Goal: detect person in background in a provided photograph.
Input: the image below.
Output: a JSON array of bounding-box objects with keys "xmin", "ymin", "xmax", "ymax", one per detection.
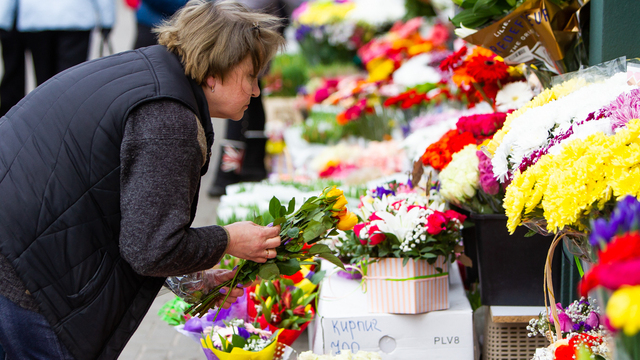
[
  {"xmin": 0, "ymin": 1, "xmax": 285, "ymax": 359},
  {"xmin": 0, "ymin": 0, "xmax": 115, "ymax": 115},
  {"xmin": 133, "ymin": 0, "xmax": 187, "ymax": 49},
  {"xmin": 0, "ymin": 0, "xmax": 23, "ymax": 117}
]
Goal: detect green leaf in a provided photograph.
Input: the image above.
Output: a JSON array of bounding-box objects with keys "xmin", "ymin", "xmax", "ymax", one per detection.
[
  {"xmin": 303, "ymin": 221, "xmax": 327, "ymax": 241},
  {"xmin": 273, "ymin": 217, "xmax": 286, "ymax": 226},
  {"xmin": 402, "ymin": 257, "xmax": 410, "ymax": 266},
  {"xmin": 301, "ymin": 292, "xmax": 318, "ymax": 306},
  {"xmin": 308, "ymin": 243, "xmax": 331, "ymax": 255},
  {"xmin": 473, "ymin": 0, "xmax": 498, "ymax": 13},
  {"xmin": 231, "ymin": 334, "xmax": 246, "ymax": 348},
  {"xmin": 258, "ymin": 263, "xmax": 280, "ymax": 280},
  {"xmin": 318, "ymin": 251, "xmax": 345, "ymax": 269},
  {"xmin": 310, "ymin": 270, "xmax": 326, "ymax": 285},
  {"xmin": 279, "ymin": 205, "xmax": 287, "ymax": 218},
  {"xmin": 288, "ymin": 198, "xmax": 296, "ymax": 214},
  {"xmin": 264, "ymin": 280, "xmax": 277, "ymax": 297},
  {"xmin": 269, "ymin": 197, "xmax": 282, "ymax": 219},
  {"xmin": 327, "ymin": 229, "xmax": 339, "ymax": 236},
  {"xmin": 287, "ymin": 227, "xmax": 300, "ymax": 239},
  {"xmin": 285, "ymin": 241, "xmax": 304, "ymax": 252},
  {"xmin": 276, "ymin": 258, "xmax": 301, "ymax": 276},
  {"xmin": 220, "ymin": 334, "xmax": 232, "ymax": 352}
]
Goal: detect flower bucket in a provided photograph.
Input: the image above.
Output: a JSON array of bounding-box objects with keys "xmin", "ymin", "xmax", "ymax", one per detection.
[
  {"xmin": 471, "ymin": 213, "xmax": 561, "ymax": 306},
  {"xmin": 365, "ymin": 256, "xmax": 449, "ymax": 314}
]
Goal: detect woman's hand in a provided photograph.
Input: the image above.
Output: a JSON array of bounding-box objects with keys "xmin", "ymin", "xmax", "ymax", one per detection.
[
  {"xmin": 203, "ymin": 268, "xmax": 246, "ymax": 309},
  {"xmin": 223, "ymin": 221, "xmax": 281, "ymax": 263}
]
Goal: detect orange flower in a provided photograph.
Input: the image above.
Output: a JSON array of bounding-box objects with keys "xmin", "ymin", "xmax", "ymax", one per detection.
[
  {"xmin": 332, "ymin": 195, "xmax": 348, "ymax": 212},
  {"xmin": 337, "ymin": 211, "xmax": 358, "ymax": 231}
]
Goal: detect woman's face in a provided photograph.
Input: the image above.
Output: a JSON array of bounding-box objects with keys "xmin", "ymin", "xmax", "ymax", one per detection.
[{"xmin": 203, "ymin": 56, "xmax": 260, "ymax": 120}]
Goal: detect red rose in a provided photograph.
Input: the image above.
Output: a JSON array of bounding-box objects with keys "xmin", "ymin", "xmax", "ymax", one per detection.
[
  {"xmin": 368, "ymin": 225, "xmax": 386, "ymax": 246},
  {"xmin": 426, "ymin": 211, "xmax": 447, "ymax": 235}
]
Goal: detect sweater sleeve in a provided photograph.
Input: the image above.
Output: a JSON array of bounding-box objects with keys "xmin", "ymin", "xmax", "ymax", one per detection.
[{"xmin": 119, "ymin": 99, "xmax": 228, "ymax": 277}]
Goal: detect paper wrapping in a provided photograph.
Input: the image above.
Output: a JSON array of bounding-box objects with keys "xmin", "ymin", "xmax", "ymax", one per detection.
[
  {"xmin": 366, "ymin": 257, "xmax": 449, "ymax": 314},
  {"xmin": 200, "ymin": 329, "xmax": 282, "ymax": 360},
  {"xmin": 464, "ymin": 0, "xmax": 586, "ymax": 75}
]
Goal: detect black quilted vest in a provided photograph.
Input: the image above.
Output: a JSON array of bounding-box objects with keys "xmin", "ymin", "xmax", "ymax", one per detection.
[{"xmin": 0, "ymin": 45, "xmax": 213, "ymax": 359}]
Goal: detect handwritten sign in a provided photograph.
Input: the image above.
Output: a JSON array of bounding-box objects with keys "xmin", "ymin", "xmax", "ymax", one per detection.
[{"xmin": 321, "ymin": 316, "xmax": 469, "ymax": 355}]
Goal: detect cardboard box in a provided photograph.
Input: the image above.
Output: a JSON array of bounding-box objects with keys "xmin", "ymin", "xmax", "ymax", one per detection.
[
  {"xmin": 367, "ymin": 257, "xmax": 449, "ymax": 314},
  {"xmin": 311, "ymin": 261, "xmax": 475, "ymax": 359}
]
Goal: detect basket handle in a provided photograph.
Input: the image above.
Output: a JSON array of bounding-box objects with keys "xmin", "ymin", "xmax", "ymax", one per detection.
[{"xmin": 544, "ymin": 233, "xmax": 564, "ymax": 342}]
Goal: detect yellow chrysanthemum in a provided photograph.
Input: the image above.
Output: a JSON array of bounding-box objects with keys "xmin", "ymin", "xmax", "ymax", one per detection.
[
  {"xmin": 607, "ymin": 286, "xmax": 640, "ymax": 336},
  {"xmin": 504, "ymin": 118, "xmax": 640, "ymax": 234}
]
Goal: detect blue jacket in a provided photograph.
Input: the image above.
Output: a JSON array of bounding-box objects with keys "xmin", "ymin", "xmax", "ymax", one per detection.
[
  {"xmin": 0, "ymin": 0, "xmax": 115, "ymax": 31},
  {"xmin": 136, "ymin": 0, "xmax": 187, "ymax": 28}
]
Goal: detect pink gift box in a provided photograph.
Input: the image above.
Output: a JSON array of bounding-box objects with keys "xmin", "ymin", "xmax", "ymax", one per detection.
[{"xmin": 366, "ymin": 256, "xmax": 449, "ymax": 314}]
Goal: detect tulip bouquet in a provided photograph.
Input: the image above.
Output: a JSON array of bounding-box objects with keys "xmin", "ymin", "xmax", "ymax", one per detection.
[
  {"xmin": 346, "ymin": 180, "xmax": 466, "ymax": 266},
  {"xmin": 249, "ymin": 274, "xmax": 321, "ymax": 346},
  {"xmin": 579, "ymin": 195, "xmax": 640, "ymax": 359},
  {"xmin": 186, "ymin": 186, "xmax": 356, "ymax": 317}
]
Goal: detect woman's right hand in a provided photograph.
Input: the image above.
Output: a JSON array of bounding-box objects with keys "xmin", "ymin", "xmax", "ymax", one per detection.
[{"xmin": 223, "ymin": 221, "xmax": 281, "ymax": 263}]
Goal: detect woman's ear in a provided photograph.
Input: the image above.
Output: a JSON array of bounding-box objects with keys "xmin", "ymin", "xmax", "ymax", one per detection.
[{"xmin": 205, "ymin": 76, "xmax": 217, "ymax": 92}]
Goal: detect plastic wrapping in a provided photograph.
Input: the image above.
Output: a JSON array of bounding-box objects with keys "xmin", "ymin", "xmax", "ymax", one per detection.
[
  {"xmin": 521, "ymin": 217, "xmax": 596, "ymax": 263},
  {"xmin": 165, "ymin": 270, "xmax": 215, "ymax": 304},
  {"xmin": 550, "ymin": 56, "xmax": 627, "ymax": 87}
]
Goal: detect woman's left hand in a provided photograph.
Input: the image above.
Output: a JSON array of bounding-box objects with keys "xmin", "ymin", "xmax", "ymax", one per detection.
[{"xmin": 203, "ymin": 268, "xmax": 246, "ymax": 309}]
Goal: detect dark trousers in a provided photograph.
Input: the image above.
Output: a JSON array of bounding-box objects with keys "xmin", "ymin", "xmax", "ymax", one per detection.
[
  {"xmin": 0, "ymin": 28, "xmax": 25, "ymax": 116},
  {"xmin": 0, "ymin": 30, "xmax": 90, "ymax": 117},
  {"xmin": 0, "ymin": 295, "xmax": 75, "ymax": 359},
  {"xmin": 209, "ymin": 84, "xmax": 267, "ymax": 196},
  {"xmin": 23, "ymin": 30, "xmax": 91, "ymax": 85}
]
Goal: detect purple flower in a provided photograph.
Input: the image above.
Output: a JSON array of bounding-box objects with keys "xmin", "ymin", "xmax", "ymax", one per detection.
[
  {"xmin": 237, "ymin": 327, "xmax": 251, "ymax": 339},
  {"xmin": 305, "ymin": 270, "xmax": 315, "ymax": 279},
  {"xmin": 586, "ymin": 311, "xmax": 600, "ymax": 329},
  {"xmin": 372, "ymin": 186, "xmax": 395, "ymax": 199},
  {"xmin": 183, "ymin": 316, "xmax": 207, "ymax": 333},
  {"xmin": 600, "ymin": 88, "xmax": 640, "ymax": 130},
  {"xmin": 590, "ymin": 195, "xmax": 640, "ymax": 248},
  {"xmin": 477, "ymin": 150, "xmax": 500, "ymax": 195},
  {"xmin": 557, "ymin": 311, "xmax": 574, "ymax": 333}
]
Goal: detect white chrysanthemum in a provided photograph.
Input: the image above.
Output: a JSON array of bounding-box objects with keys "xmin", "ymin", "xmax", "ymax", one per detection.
[
  {"xmin": 392, "ymin": 53, "xmax": 441, "ymax": 89},
  {"xmin": 495, "ymin": 81, "xmax": 534, "ymax": 112},
  {"xmin": 439, "ymin": 144, "xmax": 479, "ymax": 203},
  {"xmin": 353, "ymin": 351, "xmax": 383, "ymax": 360},
  {"xmin": 297, "ymin": 351, "xmax": 319, "ymax": 360},
  {"xmin": 491, "ymin": 72, "xmax": 634, "ymax": 181},
  {"xmin": 547, "ymin": 118, "xmax": 614, "ymax": 155}
]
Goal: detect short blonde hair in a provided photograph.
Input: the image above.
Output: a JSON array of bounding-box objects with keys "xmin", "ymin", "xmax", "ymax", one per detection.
[{"xmin": 155, "ymin": 0, "xmax": 286, "ymax": 84}]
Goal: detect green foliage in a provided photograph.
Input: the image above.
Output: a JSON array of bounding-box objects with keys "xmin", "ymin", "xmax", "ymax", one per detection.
[
  {"xmin": 263, "ymin": 53, "xmax": 310, "ymax": 97},
  {"xmin": 301, "ymin": 110, "xmax": 345, "ymax": 144},
  {"xmin": 404, "ymin": 0, "xmax": 436, "ymax": 20},
  {"xmin": 450, "ymin": 0, "xmax": 524, "ymax": 29}
]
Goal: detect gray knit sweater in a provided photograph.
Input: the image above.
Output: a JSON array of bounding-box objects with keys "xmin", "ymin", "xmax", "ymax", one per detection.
[{"xmin": 0, "ymin": 100, "xmax": 228, "ymax": 312}]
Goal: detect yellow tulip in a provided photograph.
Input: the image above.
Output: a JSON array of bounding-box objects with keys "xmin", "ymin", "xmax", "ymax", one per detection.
[
  {"xmin": 337, "ymin": 211, "xmax": 358, "ymax": 231},
  {"xmin": 607, "ymin": 286, "xmax": 640, "ymax": 336}
]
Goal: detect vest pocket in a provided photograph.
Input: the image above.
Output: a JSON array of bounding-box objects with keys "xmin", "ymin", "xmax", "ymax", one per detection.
[{"xmin": 67, "ymin": 249, "xmax": 113, "ymax": 308}]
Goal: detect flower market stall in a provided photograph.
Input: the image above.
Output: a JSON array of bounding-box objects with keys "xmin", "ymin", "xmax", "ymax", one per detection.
[{"xmin": 152, "ymin": 0, "xmax": 640, "ymax": 359}]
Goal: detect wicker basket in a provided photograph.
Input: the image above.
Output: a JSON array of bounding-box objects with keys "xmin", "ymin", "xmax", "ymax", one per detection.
[{"xmin": 483, "ymin": 315, "xmax": 548, "ymax": 360}]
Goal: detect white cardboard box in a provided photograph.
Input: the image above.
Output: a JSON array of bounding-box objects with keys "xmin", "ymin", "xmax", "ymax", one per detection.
[{"xmin": 310, "ymin": 261, "xmax": 476, "ymax": 359}]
